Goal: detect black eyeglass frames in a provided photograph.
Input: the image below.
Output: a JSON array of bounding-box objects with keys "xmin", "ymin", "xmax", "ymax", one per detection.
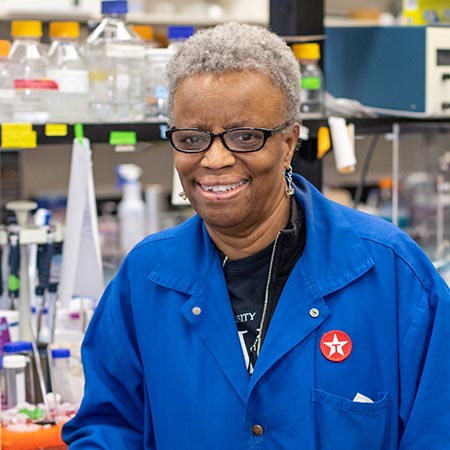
[{"xmin": 165, "ymin": 122, "xmax": 292, "ymax": 153}]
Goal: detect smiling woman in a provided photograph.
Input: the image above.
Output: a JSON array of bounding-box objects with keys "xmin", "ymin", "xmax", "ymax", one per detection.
[{"xmin": 63, "ymin": 22, "xmax": 450, "ymax": 450}]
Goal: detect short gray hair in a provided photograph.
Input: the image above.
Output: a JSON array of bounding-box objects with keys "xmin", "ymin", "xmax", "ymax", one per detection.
[{"xmin": 166, "ymin": 22, "xmax": 301, "ymax": 126}]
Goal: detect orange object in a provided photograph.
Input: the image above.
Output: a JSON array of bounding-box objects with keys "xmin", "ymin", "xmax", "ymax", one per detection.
[{"xmin": 1, "ymin": 421, "xmax": 68, "ymax": 450}]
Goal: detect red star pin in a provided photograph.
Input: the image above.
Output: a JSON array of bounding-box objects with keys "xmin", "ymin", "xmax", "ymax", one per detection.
[{"xmin": 320, "ymin": 330, "xmax": 352, "ymax": 362}]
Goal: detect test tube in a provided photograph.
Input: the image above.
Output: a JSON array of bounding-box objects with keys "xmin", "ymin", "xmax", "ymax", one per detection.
[{"xmin": 3, "ymin": 354, "xmax": 27, "ymax": 409}]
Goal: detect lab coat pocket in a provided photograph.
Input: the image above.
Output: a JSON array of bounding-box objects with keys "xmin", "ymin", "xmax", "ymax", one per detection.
[{"xmin": 311, "ymin": 389, "xmax": 389, "ymax": 450}]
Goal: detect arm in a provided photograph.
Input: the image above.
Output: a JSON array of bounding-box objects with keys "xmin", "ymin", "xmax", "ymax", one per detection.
[
  {"xmin": 399, "ymin": 273, "xmax": 450, "ymax": 449},
  {"xmin": 62, "ymin": 266, "xmax": 154, "ymax": 449}
]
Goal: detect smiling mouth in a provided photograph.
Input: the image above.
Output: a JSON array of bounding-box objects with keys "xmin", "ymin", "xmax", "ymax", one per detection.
[{"xmin": 200, "ymin": 180, "xmax": 248, "ymax": 193}]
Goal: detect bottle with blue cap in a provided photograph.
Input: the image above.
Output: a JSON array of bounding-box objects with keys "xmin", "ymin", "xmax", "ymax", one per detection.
[
  {"xmin": 167, "ymin": 25, "xmax": 195, "ymax": 51},
  {"xmin": 50, "ymin": 347, "xmax": 74, "ymax": 403},
  {"xmin": 84, "ymin": 0, "xmax": 146, "ymax": 122}
]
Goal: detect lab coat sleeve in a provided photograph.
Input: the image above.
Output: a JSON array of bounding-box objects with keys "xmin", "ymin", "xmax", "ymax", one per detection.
[
  {"xmin": 62, "ymin": 264, "xmax": 153, "ymax": 449},
  {"xmin": 399, "ymin": 272, "xmax": 450, "ymax": 449}
]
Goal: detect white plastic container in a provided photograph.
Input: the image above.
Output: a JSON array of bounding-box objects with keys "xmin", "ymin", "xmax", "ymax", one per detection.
[
  {"xmin": 47, "ymin": 21, "xmax": 90, "ymax": 123},
  {"xmin": 3, "ymin": 354, "xmax": 26, "ymax": 409},
  {"xmin": 0, "ymin": 40, "xmax": 15, "ymax": 122},
  {"xmin": 117, "ymin": 164, "xmax": 146, "ymax": 255},
  {"xmin": 84, "ymin": 0, "xmax": 146, "ymax": 122},
  {"xmin": 292, "ymin": 43, "xmax": 325, "ymax": 116},
  {"xmin": 50, "ymin": 348, "xmax": 74, "ymax": 403},
  {"xmin": 8, "ymin": 20, "xmax": 54, "ymax": 123}
]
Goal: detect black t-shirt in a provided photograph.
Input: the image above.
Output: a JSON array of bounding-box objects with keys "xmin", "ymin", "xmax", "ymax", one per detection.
[{"xmin": 220, "ymin": 198, "xmax": 306, "ymax": 373}]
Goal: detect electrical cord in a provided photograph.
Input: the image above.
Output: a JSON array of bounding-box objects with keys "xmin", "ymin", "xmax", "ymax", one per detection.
[{"xmin": 353, "ymin": 135, "xmax": 380, "ymax": 209}]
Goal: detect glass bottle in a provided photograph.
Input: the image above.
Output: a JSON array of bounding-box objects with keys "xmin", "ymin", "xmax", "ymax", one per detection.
[
  {"xmin": 292, "ymin": 42, "xmax": 325, "ymax": 117},
  {"xmin": 47, "ymin": 21, "xmax": 90, "ymax": 123},
  {"xmin": 0, "ymin": 40, "xmax": 15, "ymax": 123},
  {"xmin": 8, "ymin": 20, "xmax": 54, "ymax": 123},
  {"xmin": 84, "ymin": 0, "xmax": 146, "ymax": 122}
]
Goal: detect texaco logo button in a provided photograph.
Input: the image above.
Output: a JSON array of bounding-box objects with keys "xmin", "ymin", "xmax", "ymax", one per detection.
[{"xmin": 320, "ymin": 330, "xmax": 352, "ymax": 362}]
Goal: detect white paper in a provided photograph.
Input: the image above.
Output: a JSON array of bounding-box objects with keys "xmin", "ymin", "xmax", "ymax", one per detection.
[
  {"xmin": 59, "ymin": 138, "xmax": 104, "ymax": 308},
  {"xmin": 353, "ymin": 392, "xmax": 374, "ymax": 403},
  {"xmin": 328, "ymin": 116, "xmax": 357, "ymax": 174}
]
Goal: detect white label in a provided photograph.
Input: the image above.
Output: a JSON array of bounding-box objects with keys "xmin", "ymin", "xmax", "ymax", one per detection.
[
  {"xmin": 116, "ymin": 73, "xmax": 130, "ymax": 89},
  {"xmin": 105, "ymin": 44, "xmax": 145, "ymax": 59},
  {"xmin": 47, "ymin": 69, "xmax": 89, "ymax": 94},
  {"xmin": 0, "ymin": 89, "xmax": 15, "ymax": 100},
  {"xmin": 404, "ymin": 0, "xmax": 418, "ymax": 11}
]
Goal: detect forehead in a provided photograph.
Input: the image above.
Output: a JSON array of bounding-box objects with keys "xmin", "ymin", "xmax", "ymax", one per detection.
[{"xmin": 173, "ymin": 71, "xmax": 286, "ymax": 127}]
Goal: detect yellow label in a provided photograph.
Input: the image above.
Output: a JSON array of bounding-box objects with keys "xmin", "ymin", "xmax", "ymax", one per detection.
[
  {"xmin": 45, "ymin": 123, "xmax": 68, "ymax": 137},
  {"xmin": 1, "ymin": 123, "xmax": 37, "ymax": 149}
]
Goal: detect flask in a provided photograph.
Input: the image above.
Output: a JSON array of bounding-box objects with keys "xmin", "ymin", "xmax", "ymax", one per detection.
[
  {"xmin": 0, "ymin": 40, "xmax": 15, "ymax": 122},
  {"xmin": 117, "ymin": 164, "xmax": 146, "ymax": 255},
  {"xmin": 3, "ymin": 354, "xmax": 26, "ymax": 409},
  {"xmin": 167, "ymin": 25, "xmax": 195, "ymax": 50},
  {"xmin": 292, "ymin": 43, "xmax": 325, "ymax": 116},
  {"xmin": 8, "ymin": 20, "xmax": 55, "ymax": 123},
  {"xmin": 47, "ymin": 21, "xmax": 90, "ymax": 123},
  {"xmin": 84, "ymin": 0, "xmax": 146, "ymax": 122},
  {"xmin": 50, "ymin": 348, "xmax": 74, "ymax": 403}
]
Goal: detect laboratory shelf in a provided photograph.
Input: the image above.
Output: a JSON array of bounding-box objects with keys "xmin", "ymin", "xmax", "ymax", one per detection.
[{"xmin": 1, "ymin": 116, "xmax": 450, "ymax": 149}]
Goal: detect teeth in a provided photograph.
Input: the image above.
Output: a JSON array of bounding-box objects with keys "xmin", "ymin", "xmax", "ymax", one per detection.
[{"xmin": 203, "ymin": 180, "xmax": 246, "ymax": 193}]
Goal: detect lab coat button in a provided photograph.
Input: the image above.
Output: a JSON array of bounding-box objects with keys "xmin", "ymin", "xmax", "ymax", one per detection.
[
  {"xmin": 252, "ymin": 424, "xmax": 264, "ymax": 436},
  {"xmin": 309, "ymin": 308, "xmax": 320, "ymax": 318},
  {"xmin": 192, "ymin": 306, "xmax": 202, "ymax": 315}
]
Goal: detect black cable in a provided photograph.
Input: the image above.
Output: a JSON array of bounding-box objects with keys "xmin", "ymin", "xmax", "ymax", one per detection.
[{"xmin": 353, "ymin": 135, "xmax": 380, "ymax": 209}]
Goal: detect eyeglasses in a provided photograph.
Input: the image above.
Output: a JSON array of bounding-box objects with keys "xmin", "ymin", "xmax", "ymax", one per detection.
[{"xmin": 166, "ymin": 122, "xmax": 291, "ymax": 153}]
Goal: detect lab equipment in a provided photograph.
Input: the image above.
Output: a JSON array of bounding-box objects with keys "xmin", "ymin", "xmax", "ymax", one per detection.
[
  {"xmin": 0, "ymin": 40, "xmax": 14, "ymax": 122},
  {"xmin": 3, "ymin": 354, "xmax": 26, "ymax": 409},
  {"xmin": 325, "ymin": 26, "xmax": 450, "ymax": 116}
]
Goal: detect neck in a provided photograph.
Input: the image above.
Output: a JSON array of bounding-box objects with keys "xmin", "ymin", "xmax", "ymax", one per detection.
[{"xmin": 206, "ymin": 195, "xmax": 291, "ymax": 260}]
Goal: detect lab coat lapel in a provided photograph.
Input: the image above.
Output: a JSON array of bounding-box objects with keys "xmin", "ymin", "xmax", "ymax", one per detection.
[{"xmin": 150, "ymin": 218, "xmax": 249, "ymax": 404}]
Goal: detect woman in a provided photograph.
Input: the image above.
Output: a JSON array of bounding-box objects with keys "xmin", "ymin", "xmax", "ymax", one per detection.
[{"xmin": 63, "ymin": 23, "xmax": 450, "ymax": 449}]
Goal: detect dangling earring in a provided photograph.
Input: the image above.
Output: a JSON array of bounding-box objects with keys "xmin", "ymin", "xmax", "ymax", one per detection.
[
  {"xmin": 285, "ymin": 165, "xmax": 294, "ymax": 196},
  {"xmin": 179, "ymin": 191, "xmax": 187, "ymax": 201}
]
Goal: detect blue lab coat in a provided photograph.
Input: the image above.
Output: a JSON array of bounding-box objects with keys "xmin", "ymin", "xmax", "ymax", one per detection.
[{"xmin": 63, "ymin": 175, "xmax": 450, "ymax": 449}]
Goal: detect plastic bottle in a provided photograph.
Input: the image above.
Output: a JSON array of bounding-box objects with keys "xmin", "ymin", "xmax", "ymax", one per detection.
[
  {"xmin": 117, "ymin": 164, "xmax": 146, "ymax": 255},
  {"xmin": 84, "ymin": 0, "xmax": 146, "ymax": 122},
  {"xmin": 292, "ymin": 43, "xmax": 325, "ymax": 116},
  {"xmin": 167, "ymin": 25, "xmax": 195, "ymax": 50},
  {"xmin": 3, "ymin": 341, "xmax": 38, "ymax": 405},
  {"xmin": 47, "ymin": 21, "xmax": 90, "ymax": 123},
  {"xmin": 50, "ymin": 348, "xmax": 74, "ymax": 403},
  {"xmin": 3, "ymin": 354, "xmax": 26, "ymax": 409},
  {"xmin": 8, "ymin": 20, "xmax": 55, "ymax": 123},
  {"xmin": 0, "ymin": 40, "xmax": 15, "ymax": 122}
]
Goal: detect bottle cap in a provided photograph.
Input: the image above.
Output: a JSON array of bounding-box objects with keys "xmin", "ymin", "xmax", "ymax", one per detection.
[
  {"xmin": 11, "ymin": 20, "xmax": 43, "ymax": 38},
  {"xmin": 49, "ymin": 21, "xmax": 80, "ymax": 39},
  {"xmin": 167, "ymin": 25, "xmax": 194, "ymax": 41},
  {"xmin": 292, "ymin": 43, "xmax": 320, "ymax": 61},
  {"xmin": 378, "ymin": 176, "xmax": 393, "ymax": 190},
  {"xmin": 0, "ymin": 40, "xmax": 11, "ymax": 57},
  {"xmin": 51, "ymin": 348, "xmax": 71, "ymax": 358},
  {"xmin": 3, "ymin": 354, "xmax": 27, "ymax": 369},
  {"xmin": 3, "ymin": 341, "xmax": 27, "ymax": 353},
  {"xmin": 131, "ymin": 25, "xmax": 154, "ymax": 41},
  {"xmin": 101, "ymin": 0, "xmax": 128, "ymax": 14}
]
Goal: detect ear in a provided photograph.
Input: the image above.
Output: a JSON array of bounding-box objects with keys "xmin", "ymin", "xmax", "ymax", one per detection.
[{"xmin": 283, "ymin": 122, "xmax": 300, "ymax": 166}]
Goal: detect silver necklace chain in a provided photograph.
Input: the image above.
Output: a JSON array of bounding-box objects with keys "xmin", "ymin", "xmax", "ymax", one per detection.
[{"xmin": 250, "ymin": 232, "xmax": 280, "ymax": 360}]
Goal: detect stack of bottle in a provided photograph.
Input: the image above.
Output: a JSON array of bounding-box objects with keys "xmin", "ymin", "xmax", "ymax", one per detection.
[{"xmin": 0, "ymin": 0, "xmax": 196, "ymax": 124}]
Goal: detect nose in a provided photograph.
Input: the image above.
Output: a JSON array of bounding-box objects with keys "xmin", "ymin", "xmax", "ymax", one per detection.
[{"xmin": 200, "ymin": 135, "xmax": 236, "ymax": 169}]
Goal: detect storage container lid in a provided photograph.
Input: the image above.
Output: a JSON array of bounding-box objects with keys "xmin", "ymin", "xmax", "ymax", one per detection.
[
  {"xmin": 49, "ymin": 21, "xmax": 80, "ymax": 39},
  {"xmin": 131, "ymin": 25, "xmax": 154, "ymax": 41},
  {"xmin": 292, "ymin": 43, "xmax": 320, "ymax": 60},
  {"xmin": 51, "ymin": 348, "xmax": 71, "ymax": 358},
  {"xmin": 167, "ymin": 26, "xmax": 194, "ymax": 41},
  {"xmin": 11, "ymin": 20, "xmax": 43, "ymax": 38},
  {"xmin": 3, "ymin": 354, "xmax": 27, "ymax": 369},
  {"xmin": 0, "ymin": 40, "xmax": 10, "ymax": 57},
  {"xmin": 102, "ymin": 0, "xmax": 128, "ymax": 14}
]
